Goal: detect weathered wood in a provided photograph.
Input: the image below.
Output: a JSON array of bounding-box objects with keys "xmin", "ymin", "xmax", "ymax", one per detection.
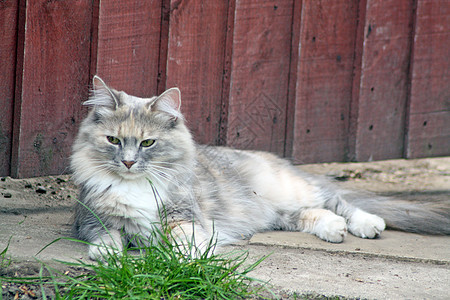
[
  {"xmin": 405, "ymin": 0, "xmax": 450, "ymax": 158},
  {"xmin": 0, "ymin": 0, "xmax": 19, "ymax": 176},
  {"xmin": 157, "ymin": 0, "xmax": 171, "ymax": 95},
  {"xmin": 283, "ymin": 0, "xmax": 303, "ymax": 159},
  {"xmin": 165, "ymin": 0, "xmax": 229, "ymax": 145},
  {"xmin": 291, "ymin": 0, "xmax": 359, "ymax": 164},
  {"xmin": 11, "ymin": 0, "xmax": 92, "ymax": 178},
  {"xmin": 2, "ymin": 0, "xmax": 449, "ymax": 178},
  {"xmin": 91, "ymin": 0, "xmax": 162, "ymax": 97},
  {"xmin": 217, "ymin": 0, "xmax": 237, "ymax": 146},
  {"xmin": 226, "ymin": 0, "xmax": 293, "ymax": 155},
  {"xmin": 353, "ymin": 0, "xmax": 414, "ymax": 161},
  {"xmin": 348, "ymin": 0, "xmax": 368, "ymax": 162}
]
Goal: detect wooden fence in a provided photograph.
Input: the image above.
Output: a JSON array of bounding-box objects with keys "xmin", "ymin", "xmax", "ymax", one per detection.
[{"xmin": 1, "ymin": 0, "xmax": 449, "ymax": 178}]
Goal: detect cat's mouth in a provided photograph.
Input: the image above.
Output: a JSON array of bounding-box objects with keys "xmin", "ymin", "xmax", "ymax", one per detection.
[{"xmin": 119, "ymin": 169, "xmax": 144, "ymax": 180}]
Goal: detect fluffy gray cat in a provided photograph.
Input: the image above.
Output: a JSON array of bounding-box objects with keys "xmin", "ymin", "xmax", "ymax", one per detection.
[{"xmin": 71, "ymin": 76, "xmax": 449, "ymax": 260}]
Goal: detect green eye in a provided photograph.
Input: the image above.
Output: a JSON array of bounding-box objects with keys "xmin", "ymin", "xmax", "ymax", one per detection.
[
  {"xmin": 140, "ymin": 139, "xmax": 155, "ymax": 148},
  {"xmin": 107, "ymin": 136, "xmax": 121, "ymax": 145}
]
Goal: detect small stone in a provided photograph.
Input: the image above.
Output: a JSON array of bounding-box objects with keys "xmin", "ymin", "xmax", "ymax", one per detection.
[
  {"xmin": 36, "ymin": 186, "xmax": 47, "ymax": 194},
  {"xmin": 3, "ymin": 192, "xmax": 12, "ymax": 198},
  {"xmin": 55, "ymin": 177, "xmax": 66, "ymax": 184}
]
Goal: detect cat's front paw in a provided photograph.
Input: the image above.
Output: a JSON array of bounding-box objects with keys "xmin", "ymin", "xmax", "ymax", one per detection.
[
  {"xmin": 315, "ymin": 215, "xmax": 348, "ymax": 243},
  {"xmin": 88, "ymin": 231, "xmax": 123, "ymax": 261},
  {"xmin": 348, "ymin": 209, "xmax": 385, "ymax": 239}
]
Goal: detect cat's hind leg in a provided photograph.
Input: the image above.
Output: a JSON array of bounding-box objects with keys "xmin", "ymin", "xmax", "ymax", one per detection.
[
  {"xmin": 347, "ymin": 208, "xmax": 385, "ymax": 238},
  {"xmin": 324, "ymin": 195, "xmax": 385, "ymax": 239},
  {"xmin": 298, "ymin": 209, "xmax": 348, "ymax": 243}
]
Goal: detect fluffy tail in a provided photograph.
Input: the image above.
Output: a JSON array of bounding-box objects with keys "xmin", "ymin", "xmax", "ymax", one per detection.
[{"xmin": 342, "ymin": 191, "xmax": 450, "ymax": 235}]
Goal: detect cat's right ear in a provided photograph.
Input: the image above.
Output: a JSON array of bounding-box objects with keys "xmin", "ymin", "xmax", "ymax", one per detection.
[
  {"xmin": 83, "ymin": 75, "xmax": 119, "ymax": 108},
  {"xmin": 147, "ymin": 87, "xmax": 184, "ymax": 120}
]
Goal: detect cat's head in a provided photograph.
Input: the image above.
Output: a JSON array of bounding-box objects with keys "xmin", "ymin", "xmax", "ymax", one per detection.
[{"xmin": 71, "ymin": 76, "xmax": 195, "ymax": 182}]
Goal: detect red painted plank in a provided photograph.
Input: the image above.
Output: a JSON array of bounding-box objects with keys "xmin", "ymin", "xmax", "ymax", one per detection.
[
  {"xmin": 0, "ymin": 0, "xmax": 19, "ymax": 176},
  {"xmin": 291, "ymin": 0, "xmax": 359, "ymax": 164},
  {"xmin": 407, "ymin": 112, "xmax": 450, "ymax": 158},
  {"xmin": 165, "ymin": 0, "xmax": 229, "ymax": 145},
  {"xmin": 405, "ymin": 0, "xmax": 450, "ymax": 158},
  {"xmin": 92, "ymin": 0, "xmax": 162, "ymax": 97},
  {"xmin": 283, "ymin": 0, "xmax": 303, "ymax": 159},
  {"xmin": 226, "ymin": 0, "xmax": 293, "ymax": 155},
  {"xmin": 157, "ymin": 0, "xmax": 171, "ymax": 95},
  {"xmin": 11, "ymin": 0, "xmax": 92, "ymax": 178},
  {"xmin": 217, "ymin": 0, "xmax": 237, "ymax": 146},
  {"xmin": 353, "ymin": 0, "xmax": 414, "ymax": 161},
  {"xmin": 348, "ymin": 0, "xmax": 368, "ymax": 162}
]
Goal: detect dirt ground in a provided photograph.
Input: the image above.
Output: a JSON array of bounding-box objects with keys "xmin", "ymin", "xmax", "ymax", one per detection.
[{"xmin": 1, "ymin": 157, "xmax": 449, "ymax": 299}]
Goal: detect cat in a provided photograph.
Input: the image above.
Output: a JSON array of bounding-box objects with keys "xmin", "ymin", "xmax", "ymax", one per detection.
[{"xmin": 71, "ymin": 76, "xmax": 450, "ymax": 260}]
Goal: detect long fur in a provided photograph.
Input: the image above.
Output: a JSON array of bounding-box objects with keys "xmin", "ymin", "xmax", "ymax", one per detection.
[
  {"xmin": 71, "ymin": 77, "xmax": 450, "ymax": 260},
  {"xmin": 343, "ymin": 192, "xmax": 450, "ymax": 235}
]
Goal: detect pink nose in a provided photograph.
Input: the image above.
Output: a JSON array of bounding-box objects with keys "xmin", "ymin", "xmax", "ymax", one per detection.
[{"xmin": 122, "ymin": 160, "xmax": 136, "ymax": 169}]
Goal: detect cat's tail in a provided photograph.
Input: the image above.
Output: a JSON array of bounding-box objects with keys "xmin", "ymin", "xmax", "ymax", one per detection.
[{"xmin": 342, "ymin": 191, "xmax": 450, "ymax": 235}]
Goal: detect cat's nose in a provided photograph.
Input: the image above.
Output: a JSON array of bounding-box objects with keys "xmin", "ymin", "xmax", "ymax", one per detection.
[{"xmin": 122, "ymin": 160, "xmax": 136, "ymax": 169}]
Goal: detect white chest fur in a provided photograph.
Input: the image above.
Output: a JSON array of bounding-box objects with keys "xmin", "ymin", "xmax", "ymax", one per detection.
[{"xmin": 86, "ymin": 175, "xmax": 167, "ymax": 231}]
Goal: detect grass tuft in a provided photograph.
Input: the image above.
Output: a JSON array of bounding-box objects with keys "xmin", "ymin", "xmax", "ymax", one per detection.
[
  {"xmin": 1, "ymin": 229, "xmax": 268, "ymax": 299},
  {"xmin": 52, "ymin": 224, "xmax": 268, "ymax": 299}
]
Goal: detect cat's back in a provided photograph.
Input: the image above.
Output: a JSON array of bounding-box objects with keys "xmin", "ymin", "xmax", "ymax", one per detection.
[
  {"xmin": 193, "ymin": 144, "xmax": 304, "ymax": 201},
  {"xmin": 195, "ymin": 144, "xmax": 292, "ymax": 176}
]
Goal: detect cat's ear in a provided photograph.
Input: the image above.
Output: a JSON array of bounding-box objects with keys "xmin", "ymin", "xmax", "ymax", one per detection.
[
  {"xmin": 84, "ymin": 75, "xmax": 119, "ymax": 108},
  {"xmin": 148, "ymin": 88, "xmax": 183, "ymax": 120}
]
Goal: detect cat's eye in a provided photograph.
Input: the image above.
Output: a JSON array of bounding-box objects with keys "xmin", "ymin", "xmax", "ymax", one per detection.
[
  {"xmin": 106, "ymin": 136, "xmax": 121, "ymax": 145},
  {"xmin": 140, "ymin": 139, "xmax": 155, "ymax": 148}
]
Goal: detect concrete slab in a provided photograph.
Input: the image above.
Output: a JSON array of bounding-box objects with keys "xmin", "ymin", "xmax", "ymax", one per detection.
[
  {"xmin": 0, "ymin": 211, "xmax": 86, "ymax": 263},
  {"xmin": 232, "ymin": 244, "xmax": 450, "ymax": 299},
  {"xmin": 250, "ymin": 230, "xmax": 450, "ymax": 264}
]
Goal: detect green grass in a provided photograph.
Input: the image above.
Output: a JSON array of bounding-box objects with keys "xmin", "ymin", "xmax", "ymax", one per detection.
[
  {"xmin": 0, "ymin": 237, "xmax": 11, "ymax": 270},
  {"xmin": 1, "ymin": 219, "xmax": 269, "ymax": 299},
  {"xmin": 54, "ymin": 228, "xmax": 267, "ymax": 299}
]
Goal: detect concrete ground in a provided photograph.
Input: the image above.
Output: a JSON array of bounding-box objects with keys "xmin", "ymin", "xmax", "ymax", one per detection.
[{"xmin": 1, "ymin": 157, "xmax": 449, "ymax": 299}]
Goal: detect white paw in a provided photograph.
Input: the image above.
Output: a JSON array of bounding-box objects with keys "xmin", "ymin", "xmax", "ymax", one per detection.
[
  {"xmin": 348, "ymin": 209, "xmax": 386, "ymax": 239},
  {"xmin": 170, "ymin": 223, "xmax": 211, "ymax": 259},
  {"xmin": 88, "ymin": 232, "xmax": 123, "ymax": 261},
  {"xmin": 315, "ymin": 215, "xmax": 348, "ymax": 243}
]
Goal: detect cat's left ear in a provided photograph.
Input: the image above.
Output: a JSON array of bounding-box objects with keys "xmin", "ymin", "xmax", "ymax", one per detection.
[{"xmin": 148, "ymin": 88, "xmax": 183, "ymax": 120}]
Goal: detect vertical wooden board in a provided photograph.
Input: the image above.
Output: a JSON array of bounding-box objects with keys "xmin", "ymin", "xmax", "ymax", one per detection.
[
  {"xmin": 157, "ymin": 0, "xmax": 171, "ymax": 95},
  {"xmin": 217, "ymin": 0, "xmax": 237, "ymax": 146},
  {"xmin": 93, "ymin": 0, "xmax": 162, "ymax": 97},
  {"xmin": 407, "ymin": 112, "xmax": 450, "ymax": 158},
  {"xmin": 283, "ymin": 0, "xmax": 302, "ymax": 159},
  {"xmin": 226, "ymin": 0, "xmax": 293, "ymax": 155},
  {"xmin": 0, "ymin": 0, "xmax": 19, "ymax": 176},
  {"xmin": 165, "ymin": 0, "xmax": 229, "ymax": 145},
  {"xmin": 406, "ymin": 0, "xmax": 450, "ymax": 158},
  {"xmin": 347, "ymin": 0, "xmax": 367, "ymax": 162},
  {"xmin": 354, "ymin": 0, "xmax": 414, "ymax": 161},
  {"xmin": 11, "ymin": 0, "xmax": 92, "ymax": 178},
  {"xmin": 291, "ymin": 0, "xmax": 359, "ymax": 164}
]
